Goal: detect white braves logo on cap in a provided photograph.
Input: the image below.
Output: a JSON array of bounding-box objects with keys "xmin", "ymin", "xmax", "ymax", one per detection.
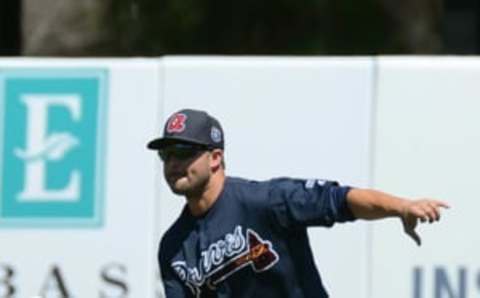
[
  {"xmin": 167, "ymin": 113, "xmax": 187, "ymax": 133},
  {"xmin": 211, "ymin": 127, "xmax": 222, "ymax": 143}
]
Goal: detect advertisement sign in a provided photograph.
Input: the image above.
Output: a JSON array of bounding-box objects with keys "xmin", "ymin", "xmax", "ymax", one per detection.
[
  {"xmin": 0, "ymin": 69, "xmax": 107, "ymax": 227},
  {"xmin": 0, "ymin": 60, "xmax": 160, "ymax": 298}
]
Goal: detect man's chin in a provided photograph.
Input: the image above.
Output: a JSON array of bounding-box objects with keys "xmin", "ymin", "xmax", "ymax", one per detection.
[
  {"xmin": 169, "ymin": 180, "xmax": 191, "ymax": 195},
  {"xmin": 170, "ymin": 184, "xmax": 204, "ymax": 198},
  {"xmin": 171, "ymin": 187, "xmax": 188, "ymax": 195}
]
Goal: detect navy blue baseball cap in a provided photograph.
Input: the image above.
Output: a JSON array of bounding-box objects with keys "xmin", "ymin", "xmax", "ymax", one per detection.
[{"xmin": 147, "ymin": 109, "xmax": 224, "ymax": 150}]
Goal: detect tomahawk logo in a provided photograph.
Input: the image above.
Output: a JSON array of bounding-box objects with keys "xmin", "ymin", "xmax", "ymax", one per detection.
[{"xmin": 0, "ymin": 69, "xmax": 108, "ymax": 227}]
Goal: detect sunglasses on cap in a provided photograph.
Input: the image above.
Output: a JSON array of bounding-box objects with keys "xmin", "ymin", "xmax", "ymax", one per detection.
[{"xmin": 157, "ymin": 143, "xmax": 211, "ymax": 162}]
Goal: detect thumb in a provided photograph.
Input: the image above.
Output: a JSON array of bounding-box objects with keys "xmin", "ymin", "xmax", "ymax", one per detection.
[
  {"xmin": 402, "ymin": 216, "xmax": 422, "ymax": 246},
  {"xmin": 406, "ymin": 228, "xmax": 422, "ymax": 246}
]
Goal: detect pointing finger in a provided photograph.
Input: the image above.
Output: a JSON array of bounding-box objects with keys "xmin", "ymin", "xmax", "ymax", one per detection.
[{"xmin": 434, "ymin": 201, "xmax": 450, "ymax": 209}]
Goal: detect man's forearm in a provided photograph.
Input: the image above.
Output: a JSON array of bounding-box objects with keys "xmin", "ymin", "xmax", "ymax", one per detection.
[
  {"xmin": 346, "ymin": 188, "xmax": 448, "ymax": 245},
  {"xmin": 346, "ymin": 188, "xmax": 408, "ymax": 220}
]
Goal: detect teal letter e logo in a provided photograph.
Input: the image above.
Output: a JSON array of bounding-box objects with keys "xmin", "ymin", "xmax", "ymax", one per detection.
[{"xmin": 0, "ymin": 69, "xmax": 108, "ymax": 228}]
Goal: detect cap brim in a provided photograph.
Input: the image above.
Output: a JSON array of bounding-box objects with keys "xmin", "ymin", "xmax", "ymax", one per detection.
[
  {"xmin": 146, "ymin": 136, "xmax": 208, "ymax": 150},
  {"xmin": 146, "ymin": 138, "xmax": 166, "ymax": 150}
]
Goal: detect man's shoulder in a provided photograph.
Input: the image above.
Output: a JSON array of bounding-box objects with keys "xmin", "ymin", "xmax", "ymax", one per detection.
[
  {"xmin": 225, "ymin": 176, "xmax": 312, "ymax": 197},
  {"xmin": 224, "ymin": 176, "xmax": 271, "ymax": 199},
  {"xmin": 159, "ymin": 208, "xmax": 192, "ymax": 260},
  {"xmin": 226, "ymin": 176, "xmax": 260, "ymax": 186},
  {"xmin": 226, "ymin": 176, "xmax": 308, "ymax": 192}
]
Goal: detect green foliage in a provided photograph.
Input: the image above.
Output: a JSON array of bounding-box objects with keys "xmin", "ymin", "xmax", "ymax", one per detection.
[{"xmin": 104, "ymin": 0, "xmax": 415, "ymax": 55}]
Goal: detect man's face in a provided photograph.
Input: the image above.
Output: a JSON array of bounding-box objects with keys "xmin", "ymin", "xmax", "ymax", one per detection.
[{"xmin": 160, "ymin": 143, "xmax": 212, "ymax": 197}]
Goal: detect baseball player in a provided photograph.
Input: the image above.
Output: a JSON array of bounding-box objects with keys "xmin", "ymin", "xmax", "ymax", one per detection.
[{"xmin": 147, "ymin": 109, "xmax": 449, "ymax": 298}]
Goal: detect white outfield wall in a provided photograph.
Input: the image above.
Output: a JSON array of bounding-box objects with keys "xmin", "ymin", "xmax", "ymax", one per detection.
[
  {"xmin": 157, "ymin": 57, "xmax": 374, "ymax": 298},
  {"xmin": 372, "ymin": 57, "xmax": 480, "ymax": 298},
  {"xmin": 0, "ymin": 56, "xmax": 477, "ymax": 298}
]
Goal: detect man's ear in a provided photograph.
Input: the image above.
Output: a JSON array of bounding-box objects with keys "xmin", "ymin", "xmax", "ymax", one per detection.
[{"xmin": 210, "ymin": 149, "xmax": 223, "ymax": 171}]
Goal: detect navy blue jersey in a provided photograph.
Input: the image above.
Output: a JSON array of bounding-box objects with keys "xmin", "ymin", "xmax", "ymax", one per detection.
[{"xmin": 159, "ymin": 176, "xmax": 356, "ymax": 298}]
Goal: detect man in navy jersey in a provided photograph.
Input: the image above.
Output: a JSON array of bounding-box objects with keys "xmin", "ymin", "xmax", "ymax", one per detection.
[{"xmin": 147, "ymin": 109, "xmax": 449, "ymax": 298}]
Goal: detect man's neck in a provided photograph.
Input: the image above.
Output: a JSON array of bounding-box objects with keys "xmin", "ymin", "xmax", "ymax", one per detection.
[{"xmin": 186, "ymin": 171, "xmax": 226, "ymax": 217}]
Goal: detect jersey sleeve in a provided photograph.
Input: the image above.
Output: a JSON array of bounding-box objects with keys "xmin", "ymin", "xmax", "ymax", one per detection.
[{"xmin": 268, "ymin": 178, "xmax": 356, "ymax": 230}]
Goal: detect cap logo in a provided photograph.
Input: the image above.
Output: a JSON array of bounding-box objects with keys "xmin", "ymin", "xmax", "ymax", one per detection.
[
  {"xmin": 211, "ymin": 127, "xmax": 222, "ymax": 143},
  {"xmin": 166, "ymin": 113, "xmax": 187, "ymax": 133}
]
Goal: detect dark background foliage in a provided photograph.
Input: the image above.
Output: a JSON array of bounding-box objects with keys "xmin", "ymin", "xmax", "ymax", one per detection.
[{"xmin": 1, "ymin": 0, "xmax": 479, "ymax": 56}]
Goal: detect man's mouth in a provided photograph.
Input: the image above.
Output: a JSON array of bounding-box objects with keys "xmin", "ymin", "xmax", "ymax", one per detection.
[{"xmin": 168, "ymin": 173, "xmax": 185, "ymax": 183}]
